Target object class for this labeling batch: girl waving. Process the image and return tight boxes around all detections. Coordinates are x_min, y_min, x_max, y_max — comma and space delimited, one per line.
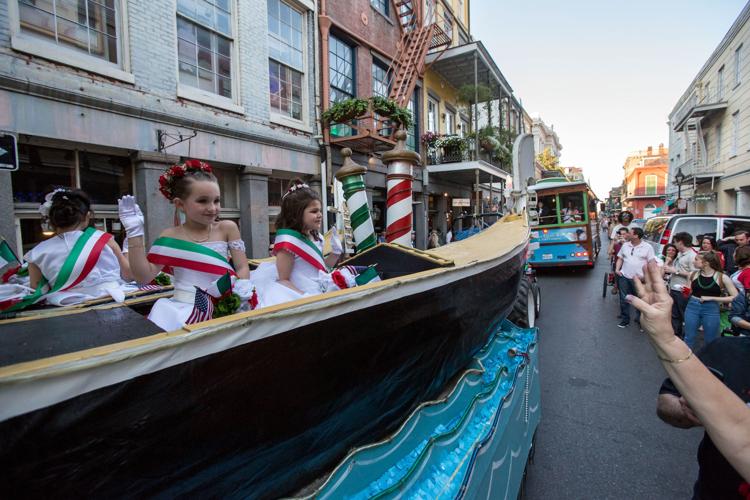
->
119, 160, 251, 331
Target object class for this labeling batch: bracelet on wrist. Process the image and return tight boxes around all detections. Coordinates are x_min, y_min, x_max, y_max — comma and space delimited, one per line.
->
657, 347, 693, 364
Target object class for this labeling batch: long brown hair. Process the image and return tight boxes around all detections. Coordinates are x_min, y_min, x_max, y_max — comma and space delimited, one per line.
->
697, 251, 723, 272
275, 178, 321, 239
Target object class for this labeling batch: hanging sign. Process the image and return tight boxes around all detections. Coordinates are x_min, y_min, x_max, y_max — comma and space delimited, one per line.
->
0, 133, 18, 171
452, 198, 471, 207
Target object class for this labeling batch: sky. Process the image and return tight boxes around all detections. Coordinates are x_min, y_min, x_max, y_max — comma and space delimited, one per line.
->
471, 0, 748, 199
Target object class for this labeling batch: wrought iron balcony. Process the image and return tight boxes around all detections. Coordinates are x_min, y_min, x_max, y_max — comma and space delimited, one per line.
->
673, 87, 728, 132
424, 137, 511, 175
625, 187, 667, 199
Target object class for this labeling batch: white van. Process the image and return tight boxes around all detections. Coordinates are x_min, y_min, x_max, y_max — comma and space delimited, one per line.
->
643, 214, 750, 256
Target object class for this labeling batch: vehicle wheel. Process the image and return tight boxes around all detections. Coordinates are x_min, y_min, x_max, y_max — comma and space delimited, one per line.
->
533, 282, 541, 318
509, 277, 535, 328
602, 272, 608, 298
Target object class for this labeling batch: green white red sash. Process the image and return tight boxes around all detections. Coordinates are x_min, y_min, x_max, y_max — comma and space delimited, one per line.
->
273, 229, 328, 273
2, 227, 112, 312
147, 237, 236, 277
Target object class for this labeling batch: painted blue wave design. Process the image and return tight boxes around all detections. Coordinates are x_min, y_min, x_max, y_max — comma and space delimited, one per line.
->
308, 320, 538, 499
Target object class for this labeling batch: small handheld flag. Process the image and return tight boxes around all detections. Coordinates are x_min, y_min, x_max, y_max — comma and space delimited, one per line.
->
186, 286, 214, 325
0, 239, 19, 270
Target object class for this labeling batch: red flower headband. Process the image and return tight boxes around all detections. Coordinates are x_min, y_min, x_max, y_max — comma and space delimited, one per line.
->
158, 159, 213, 200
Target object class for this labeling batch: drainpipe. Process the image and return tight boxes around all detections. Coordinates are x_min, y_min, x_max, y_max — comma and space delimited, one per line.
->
315, 0, 331, 231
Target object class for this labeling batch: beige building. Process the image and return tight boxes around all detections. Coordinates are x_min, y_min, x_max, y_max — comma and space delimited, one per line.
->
668, 2, 750, 214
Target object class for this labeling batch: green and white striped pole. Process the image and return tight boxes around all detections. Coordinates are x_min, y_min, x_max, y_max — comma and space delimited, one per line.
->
335, 148, 377, 252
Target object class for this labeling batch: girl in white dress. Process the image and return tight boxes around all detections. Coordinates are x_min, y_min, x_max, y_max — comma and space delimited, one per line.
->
253, 179, 344, 307
4, 189, 132, 310
119, 160, 252, 331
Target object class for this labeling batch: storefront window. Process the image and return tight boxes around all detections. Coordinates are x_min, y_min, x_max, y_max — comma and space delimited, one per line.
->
12, 145, 76, 203
268, 177, 286, 206
79, 152, 133, 204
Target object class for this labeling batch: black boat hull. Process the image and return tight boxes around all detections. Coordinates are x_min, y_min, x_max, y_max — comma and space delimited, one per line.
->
0, 243, 524, 498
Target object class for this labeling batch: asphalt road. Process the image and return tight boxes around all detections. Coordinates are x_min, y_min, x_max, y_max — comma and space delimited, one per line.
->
524, 233, 703, 499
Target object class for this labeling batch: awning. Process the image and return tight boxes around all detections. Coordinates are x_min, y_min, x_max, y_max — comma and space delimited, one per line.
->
425, 41, 513, 98
426, 160, 512, 189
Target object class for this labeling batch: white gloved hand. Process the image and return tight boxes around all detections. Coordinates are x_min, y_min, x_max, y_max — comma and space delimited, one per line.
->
118, 195, 145, 238
330, 225, 344, 256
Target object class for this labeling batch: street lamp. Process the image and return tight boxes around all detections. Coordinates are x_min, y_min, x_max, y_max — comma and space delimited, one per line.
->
675, 167, 685, 213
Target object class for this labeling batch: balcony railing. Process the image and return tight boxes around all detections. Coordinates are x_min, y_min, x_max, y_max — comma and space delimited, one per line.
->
424, 137, 512, 175
673, 86, 728, 131
628, 187, 667, 197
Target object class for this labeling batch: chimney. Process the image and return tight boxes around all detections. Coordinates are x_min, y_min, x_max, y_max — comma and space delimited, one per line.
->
659, 143, 665, 154
647, 146, 653, 155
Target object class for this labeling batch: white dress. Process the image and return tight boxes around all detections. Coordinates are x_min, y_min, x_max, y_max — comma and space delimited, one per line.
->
147, 240, 255, 331
252, 238, 328, 308
21, 230, 134, 306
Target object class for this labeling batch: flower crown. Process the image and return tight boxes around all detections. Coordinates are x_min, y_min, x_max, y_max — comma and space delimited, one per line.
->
283, 182, 310, 199
158, 159, 213, 200
38, 188, 71, 218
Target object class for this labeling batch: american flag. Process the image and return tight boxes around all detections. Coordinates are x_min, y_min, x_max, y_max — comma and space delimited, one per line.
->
138, 283, 162, 292
186, 286, 214, 325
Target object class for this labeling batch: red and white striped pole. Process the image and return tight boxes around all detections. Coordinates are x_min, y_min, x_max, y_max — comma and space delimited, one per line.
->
383, 130, 422, 246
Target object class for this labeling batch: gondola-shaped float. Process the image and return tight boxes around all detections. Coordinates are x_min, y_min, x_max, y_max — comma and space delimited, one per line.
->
0, 213, 529, 498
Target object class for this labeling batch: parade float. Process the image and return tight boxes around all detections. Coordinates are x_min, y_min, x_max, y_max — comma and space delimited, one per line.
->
0, 133, 540, 499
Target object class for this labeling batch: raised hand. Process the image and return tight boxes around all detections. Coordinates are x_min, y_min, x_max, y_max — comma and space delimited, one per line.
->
118, 195, 145, 238
330, 225, 344, 256
628, 260, 675, 344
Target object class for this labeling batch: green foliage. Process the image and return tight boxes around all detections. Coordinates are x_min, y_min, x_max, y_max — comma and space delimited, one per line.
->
322, 96, 412, 130
154, 273, 171, 286
322, 98, 368, 125
371, 96, 413, 129
213, 292, 242, 318
435, 135, 468, 152
457, 84, 493, 104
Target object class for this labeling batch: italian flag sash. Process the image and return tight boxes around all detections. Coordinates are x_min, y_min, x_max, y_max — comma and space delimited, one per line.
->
273, 229, 328, 273
147, 237, 236, 277
2, 227, 112, 312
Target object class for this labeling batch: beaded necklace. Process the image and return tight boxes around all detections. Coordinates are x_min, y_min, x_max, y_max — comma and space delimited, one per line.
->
695, 272, 718, 289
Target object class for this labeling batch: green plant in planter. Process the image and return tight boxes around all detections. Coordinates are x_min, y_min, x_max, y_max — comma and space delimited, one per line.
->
322, 98, 369, 124
322, 96, 413, 130
435, 135, 467, 154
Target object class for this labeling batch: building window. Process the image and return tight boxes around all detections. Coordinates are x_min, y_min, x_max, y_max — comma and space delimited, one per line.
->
329, 35, 355, 136
11, 144, 134, 253
732, 111, 739, 156
17, 0, 122, 64
372, 62, 389, 98
718, 66, 725, 100
735, 45, 742, 86
177, 0, 233, 98
445, 111, 455, 135
457, 0, 465, 23
644, 174, 657, 196
427, 97, 438, 133
715, 125, 722, 163
268, 0, 305, 121
406, 91, 419, 152
370, 0, 388, 16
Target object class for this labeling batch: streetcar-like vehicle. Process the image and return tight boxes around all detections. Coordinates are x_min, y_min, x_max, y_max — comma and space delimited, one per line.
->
527, 177, 601, 268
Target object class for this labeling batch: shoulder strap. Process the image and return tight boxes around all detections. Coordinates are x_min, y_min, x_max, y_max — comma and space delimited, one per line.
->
273, 229, 328, 273
148, 237, 236, 277
1, 228, 112, 312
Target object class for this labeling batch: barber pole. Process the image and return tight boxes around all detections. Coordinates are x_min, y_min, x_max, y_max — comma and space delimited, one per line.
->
383, 130, 422, 246
335, 148, 376, 253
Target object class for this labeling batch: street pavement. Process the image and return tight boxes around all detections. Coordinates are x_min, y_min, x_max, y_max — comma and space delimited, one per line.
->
525, 233, 703, 499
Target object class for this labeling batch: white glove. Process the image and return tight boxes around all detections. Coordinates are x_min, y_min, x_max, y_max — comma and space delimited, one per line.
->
118, 195, 145, 238
330, 225, 344, 256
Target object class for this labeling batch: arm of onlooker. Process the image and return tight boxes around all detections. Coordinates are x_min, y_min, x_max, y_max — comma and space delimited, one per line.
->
657, 393, 701, 429
701, 275, 738, 303
629, 261, 750, 481
615, 256, 623, 275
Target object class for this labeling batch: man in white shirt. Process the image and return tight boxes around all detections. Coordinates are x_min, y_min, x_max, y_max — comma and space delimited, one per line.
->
615, 226, 657, 329
608, 211, 635, 257
663, 231, 696, 338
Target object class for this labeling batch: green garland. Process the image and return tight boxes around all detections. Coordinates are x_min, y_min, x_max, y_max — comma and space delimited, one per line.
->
322, 97, 412, 130
154, 272, 171, 286
213, 293, 241, 318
